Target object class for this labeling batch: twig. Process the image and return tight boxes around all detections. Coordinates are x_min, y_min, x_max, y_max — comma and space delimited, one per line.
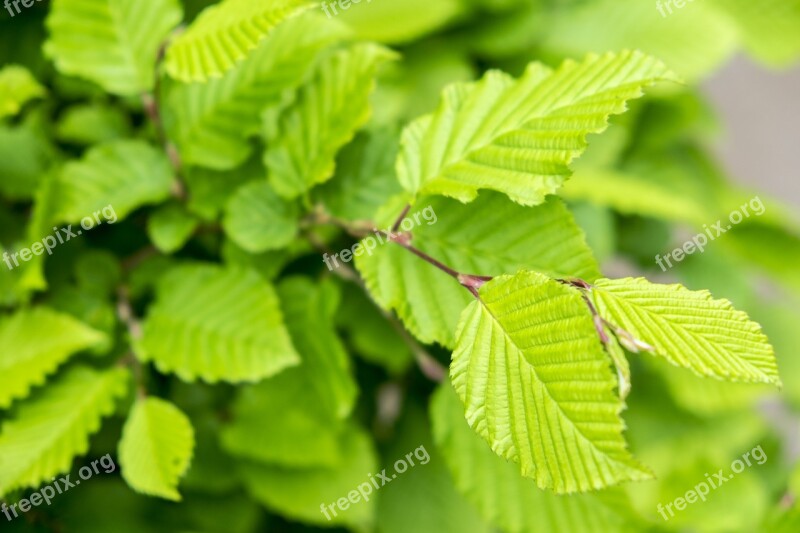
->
116, 286, 147, 399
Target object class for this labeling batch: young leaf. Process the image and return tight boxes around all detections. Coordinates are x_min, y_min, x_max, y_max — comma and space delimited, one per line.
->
164, 0, 311, 82
138, 264, 299, 383
0, 366, 129, 496
397, 50, 677, 206
591, 277, 781, 385
164, 12, 347, 170
238, 424, 378, 530
222, 181, 299, 253
119, 398, 195, 501
54, 140, 175, 224
55, 103, 132, 146
356, 194, 600, 347
0, 308, 107, 409
450, 271, 651, 493
264, 43, 396, 198
0, 65, 45, 119
45, 0, 183, 96
147, 203, 199, 254
431, 384, 645, 532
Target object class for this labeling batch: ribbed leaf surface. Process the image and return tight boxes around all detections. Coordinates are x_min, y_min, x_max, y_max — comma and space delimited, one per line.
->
0, 65, 45, 119
592, 278, 781, 385
139, 264, 299, 383
264, 43, 396, 198
55, 140, 175, 223
356, 194, 599, 347
397, 50, 677, 205
164, 0, 311, 82
0, 308, 107, 409
450, 271, 651, 493
164, 12, 347, 169
223, 181, 299, 253
119, 398, 195, 501
45, 0, 182, 95
0, 366, 129, 496
431, 384, 643, 532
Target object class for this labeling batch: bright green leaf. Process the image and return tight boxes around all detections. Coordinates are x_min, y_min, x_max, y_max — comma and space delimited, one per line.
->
55, 140, 175, 224
0, 65, 45, 119
164, 12, 348, 169
591, 277, 781, 385
45, 0, 183, 95
0, 366, 129, 496
222, 181, 299, 253
119, 397, 195, 501
450, 271, 651, 492
147, 203, 199, 254
397, 50, 677, 205
0, 307, 107, 409
139, 264, 299, 383
431, 384, 645, 532
164, 0, 311, 82
264, 43, 396, 198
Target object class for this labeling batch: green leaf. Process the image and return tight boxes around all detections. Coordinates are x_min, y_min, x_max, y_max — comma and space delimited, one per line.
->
313, 128, 403, 222
0, 65, 45, 119
147, 202, 199, 254
450, 271, 651, 493
356, 194, 600, 347
0, 366, 129, 496
139, 264, 299, 383
264, 43, 396, 198
591, 277, 781, 385
397, 50, 677, 206
239, 424, 378, 530
431, 384, 644, 532
335, 0, 463, 44
221, 368, 346, 468
378, 400, 490, 533
709, 0, 800, 67
540, 0, 738, 82
55, 140, 175, 224
119, 397, 195, 501
183, 156, 263, 221
0, 307, 107, 409
45, 0, 183, 96
164, 12, 347, 170
278, 277, 357, 419
164, 0, 311, 82
0, 119, 56, 200
222, 181, 299, 253
55, 103, 132, 145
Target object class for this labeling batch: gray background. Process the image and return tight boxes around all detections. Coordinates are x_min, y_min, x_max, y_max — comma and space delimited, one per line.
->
703, 56, 800, 208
